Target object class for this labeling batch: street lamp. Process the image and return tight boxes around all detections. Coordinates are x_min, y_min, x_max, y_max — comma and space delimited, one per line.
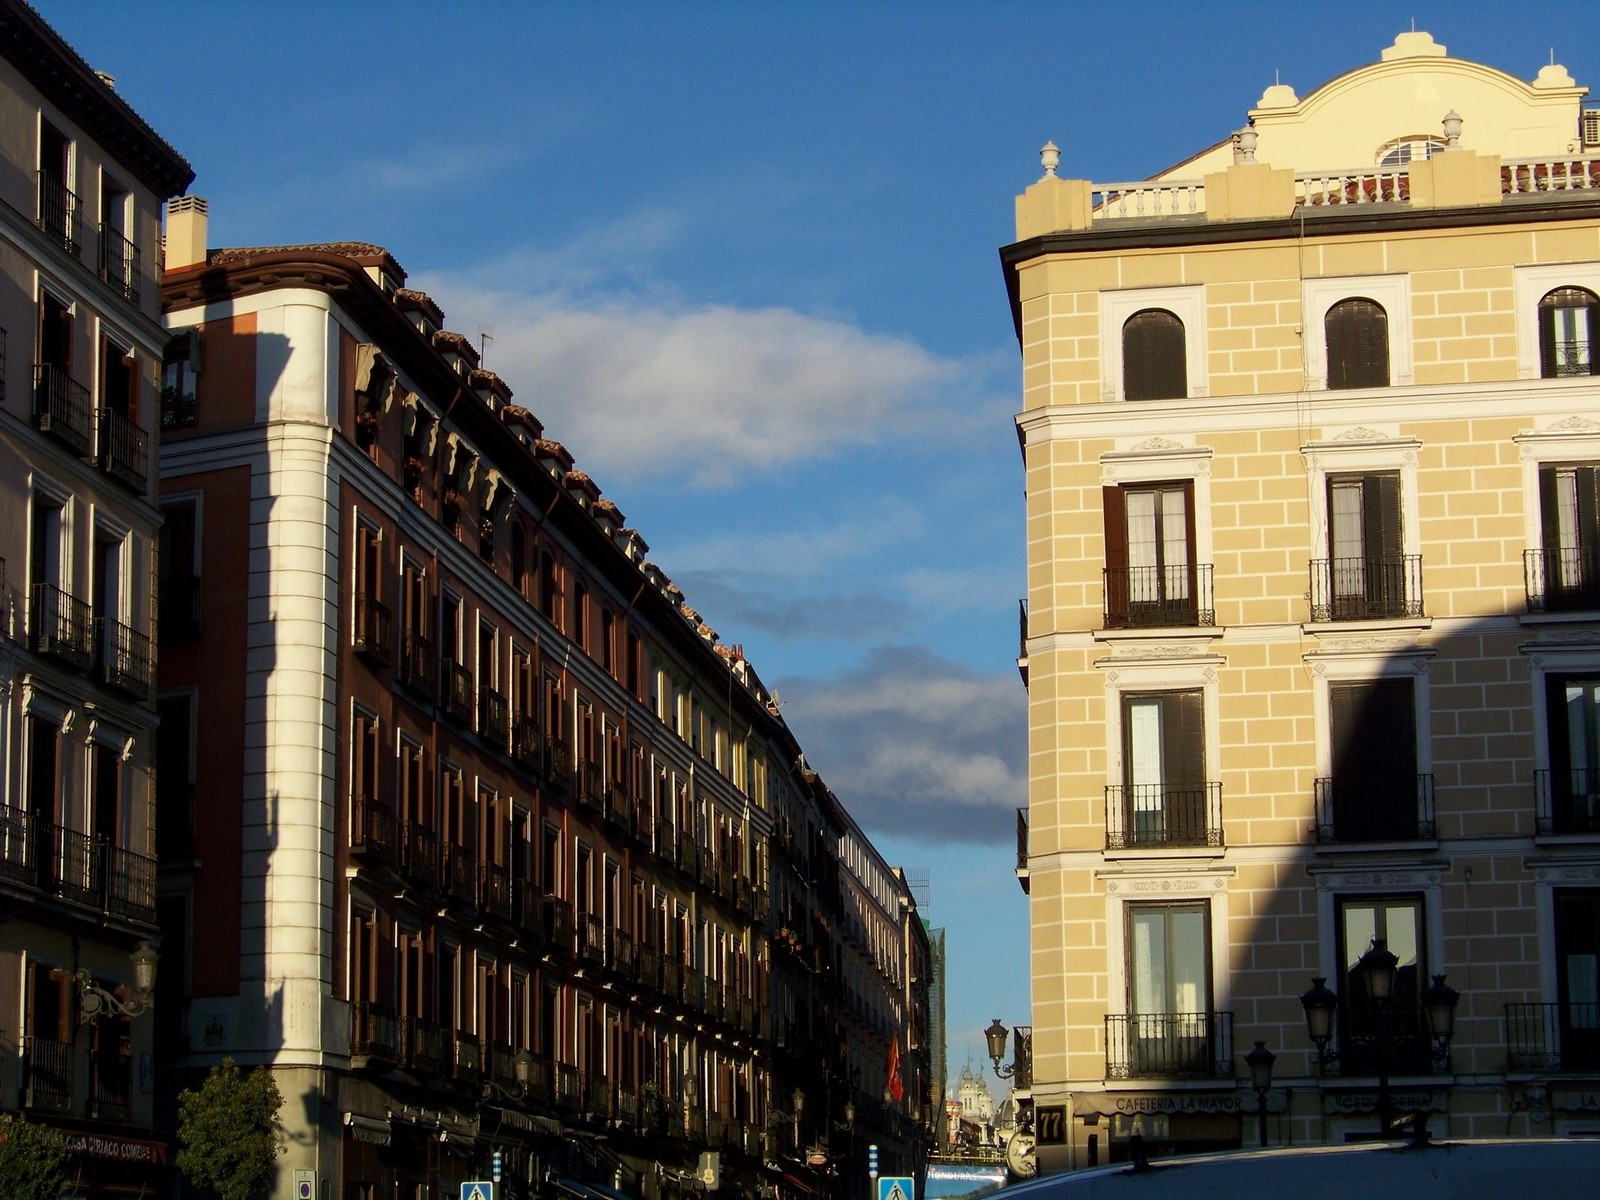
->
1300, 940, 1460, 1140
792, 1086, 805, 1148
985, 1018, 1016, 1080
482, 1048, 535, 1102
77, 942, 158, 1023
1244, 1041, 1275, 1147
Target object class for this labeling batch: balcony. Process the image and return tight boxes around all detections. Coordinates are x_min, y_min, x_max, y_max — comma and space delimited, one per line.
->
159, 572, 201, 642
607, 785, 632, 832
443, 843, 477, 906
1505, 1001, 1600, 1072
99, 224, 139, 303
1536, 769, 1600, 836
588, 1075, 612, 1121
96, 616, 152, 698
349, 794, 395, 863
451, 1031, 482, 1083
512, 714, 542, 776
478, 686, 508, 748
398, 632, 437, 696
662, 957, 683, 1002
36, 171, 79, 255
609, 928, 636, 979
1016, 807, 1030, 894
1314, 774, 1435, 843
92, 1056, 131, 1122
556, 1064, 581, 1111
637, 942, 661, 991
546, 737, 572, 794
1309, 555, 1424, 622
542, 893, 574, 950
525, 1053, 554, 1105
1105, 1011, 1234, 1080
399, 820, 438, 887
1329, 1005, 1435, 1076
515, 877, 541, 934
1524, 547, 1600, 614
352, 594, 392, 666
30, 583, 93, 669
1103, 564, 1215, 629
1105, 783, 1223, 850
575, 762, 603, 814
402, 1015, 449, 1076
479, 861, 513, 921
23, 1035, 71, 1110
577, 912, 605, 965
0, 805, 155, 923
95, 407, 149, 491
33, 363, 91, 455
439, 659, 473, 724
351, 1000, 399, 1064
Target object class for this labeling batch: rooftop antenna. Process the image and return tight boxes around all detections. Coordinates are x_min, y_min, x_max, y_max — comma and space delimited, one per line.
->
478, 325, 493, 367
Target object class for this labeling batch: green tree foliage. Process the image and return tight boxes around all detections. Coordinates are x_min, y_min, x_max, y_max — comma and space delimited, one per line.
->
0, 1112, 71, 1200
176, 1057, 285, 1200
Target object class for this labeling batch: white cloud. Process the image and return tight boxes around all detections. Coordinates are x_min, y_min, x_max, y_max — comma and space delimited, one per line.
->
777, 646, 1027, 844
404, 282, 976, 489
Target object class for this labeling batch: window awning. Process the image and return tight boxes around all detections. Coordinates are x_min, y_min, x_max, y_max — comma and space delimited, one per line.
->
343, 1112, 391, 1146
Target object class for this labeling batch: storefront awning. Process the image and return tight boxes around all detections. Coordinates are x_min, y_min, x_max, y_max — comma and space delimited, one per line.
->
344, 1112, 392, 1146
557, 1178, 636, 1200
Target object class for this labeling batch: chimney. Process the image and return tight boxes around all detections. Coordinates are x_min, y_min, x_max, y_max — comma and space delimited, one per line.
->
164, 196, 209, 271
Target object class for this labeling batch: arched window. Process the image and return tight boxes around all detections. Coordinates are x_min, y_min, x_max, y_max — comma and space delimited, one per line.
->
1539, 287, 1600, 377
1325, 298, 1389, 390
1122, 309, 1187, 401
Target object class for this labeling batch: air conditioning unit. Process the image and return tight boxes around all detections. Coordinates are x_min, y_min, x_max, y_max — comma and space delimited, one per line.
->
1583, 109, 1600, 149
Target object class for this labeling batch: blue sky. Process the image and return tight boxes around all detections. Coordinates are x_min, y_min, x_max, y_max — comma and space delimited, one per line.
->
51, 1, 1600, 1090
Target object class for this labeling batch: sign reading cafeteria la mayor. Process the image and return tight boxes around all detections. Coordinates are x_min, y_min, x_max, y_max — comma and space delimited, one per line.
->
1072, 1092, 1245, 1116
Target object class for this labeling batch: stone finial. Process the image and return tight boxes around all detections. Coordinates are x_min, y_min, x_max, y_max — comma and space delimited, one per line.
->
1040, 141, 1060, 179
1441, 110, 1463, 150
1237, 128, 1258, 164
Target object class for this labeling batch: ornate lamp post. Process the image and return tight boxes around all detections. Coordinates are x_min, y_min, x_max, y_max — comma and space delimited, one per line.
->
77, 941, 158, 1023
985, 1018, 1017, 1079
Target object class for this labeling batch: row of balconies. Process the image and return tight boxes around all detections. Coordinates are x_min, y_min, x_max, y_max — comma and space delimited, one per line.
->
0, 803, 157, 924
1103, 552, 1600, 632
36, 172, 141, 303
32, 363, 149, 491
1083, 771, 1599, 853
1100, 1002, 1600, 1082
26, 582, 153, 698
347, 1004, 772, 1149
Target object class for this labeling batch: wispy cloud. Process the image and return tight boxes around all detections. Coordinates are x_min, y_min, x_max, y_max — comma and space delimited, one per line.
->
776, 646, 1026, 845
406, 283, 977, 488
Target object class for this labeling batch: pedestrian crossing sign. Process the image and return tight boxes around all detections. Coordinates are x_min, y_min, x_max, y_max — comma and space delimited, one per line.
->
461, 1183, 493, 1200
878, 1177, 914, 1200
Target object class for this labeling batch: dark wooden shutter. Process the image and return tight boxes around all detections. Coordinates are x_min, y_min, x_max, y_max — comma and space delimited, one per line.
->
1104, 485, 1128, 624
1163, 691, 1205, 787
1326, 298, 1389, 389
1363, 472, 1403, 562
1123, 309, 1187, 401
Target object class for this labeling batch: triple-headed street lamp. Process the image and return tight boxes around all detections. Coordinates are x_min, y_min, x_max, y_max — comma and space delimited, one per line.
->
1300, 938, 1460, 1139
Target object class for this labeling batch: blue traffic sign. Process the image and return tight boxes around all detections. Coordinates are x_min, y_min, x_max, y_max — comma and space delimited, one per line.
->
461, 1183, 493, 1200
878, 1177, 914, 1200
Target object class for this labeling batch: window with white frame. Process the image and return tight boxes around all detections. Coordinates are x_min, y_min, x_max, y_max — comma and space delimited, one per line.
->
1515, 262, 1600, 379
1098, 286, 1208, 402
1302, 275, 1412, 390
1303, 430, 1423, 623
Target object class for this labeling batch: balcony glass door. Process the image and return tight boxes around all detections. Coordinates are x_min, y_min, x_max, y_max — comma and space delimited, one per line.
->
1128, 903, 1209, 1074
1556, 890, 1600, 1071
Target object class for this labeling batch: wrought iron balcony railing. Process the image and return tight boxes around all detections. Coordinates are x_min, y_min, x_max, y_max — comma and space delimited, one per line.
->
479, 861, 513, 920
1314, 774, 1435, 843
439, 659, 473, 723
0, 805, 155, 923
32, 363, 91, 455
352, 594, 392, 665
1103, 563, 1215, 629
96, 615, 152, 698
30, 582, 93, 668
37, 171, 79, 255
478, 686, 508, 747
1524, 547, 1600, 614
400, 820, 438, 887
398, 631, 437, 695
1505, 1001, 1600, 1072
99, 223, 139, 302
512, 714, 542, 774
96, 407, 148, 491
1105, 1011, 1234, 1080
1535, 769, 1600, 836
23, 1035, 72, 1110
349, 794, 395, 863
1309, 555, 1424, 621
351, 1001, 399, 1062
1105, 782, 1223, 850
443, 842, 477, 905
402, 1015, 449, 1076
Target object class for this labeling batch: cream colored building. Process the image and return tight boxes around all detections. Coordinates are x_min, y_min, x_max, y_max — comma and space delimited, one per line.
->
1005, 31, 1600, 1172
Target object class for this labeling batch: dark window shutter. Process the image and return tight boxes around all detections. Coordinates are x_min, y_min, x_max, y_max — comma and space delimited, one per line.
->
1332, 679, 1416, 788
1163, 691, 1205, 786
1123, 309, 1187, 401
1363, 472, 1403, 562
1540, 298, 1560, 378
1326, 298, 1389, 390
1104, 486, 1128, 622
